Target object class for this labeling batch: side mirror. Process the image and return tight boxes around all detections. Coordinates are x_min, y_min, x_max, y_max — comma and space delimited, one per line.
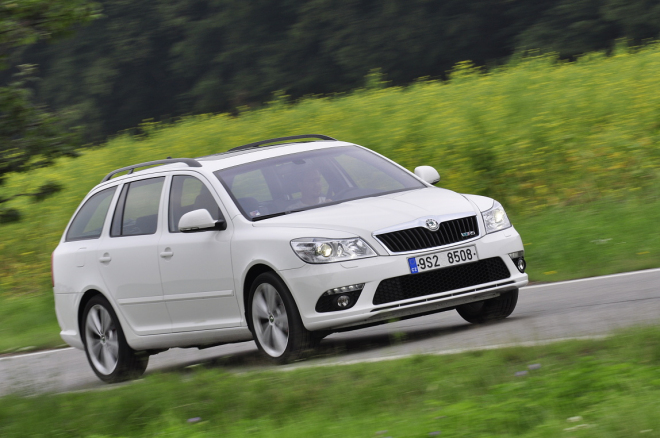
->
414, 166, 440, 185
179, 209, 227, 233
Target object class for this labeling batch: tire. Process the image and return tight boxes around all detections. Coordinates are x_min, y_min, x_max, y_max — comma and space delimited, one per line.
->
82, 295, 149, 383
311, 330, 332, 345
248, 272, 315, 364
456, 289, 519, 324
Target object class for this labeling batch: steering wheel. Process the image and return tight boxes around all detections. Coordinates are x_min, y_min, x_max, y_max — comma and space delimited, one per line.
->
329, 186, 358, 201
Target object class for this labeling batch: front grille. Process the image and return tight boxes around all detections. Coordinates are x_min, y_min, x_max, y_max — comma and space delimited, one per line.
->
373, 257, 510, 305
376, 216, 479, 253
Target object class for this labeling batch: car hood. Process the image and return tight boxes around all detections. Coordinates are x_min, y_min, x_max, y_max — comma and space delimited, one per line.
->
253, 187, 478, 237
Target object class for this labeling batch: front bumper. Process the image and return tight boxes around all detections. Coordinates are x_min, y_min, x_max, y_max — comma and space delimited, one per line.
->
280, 226, 528, 331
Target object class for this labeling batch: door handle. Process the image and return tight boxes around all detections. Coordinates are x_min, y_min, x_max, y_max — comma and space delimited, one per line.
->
99, 254, 112, 263
160, 249, 173, 258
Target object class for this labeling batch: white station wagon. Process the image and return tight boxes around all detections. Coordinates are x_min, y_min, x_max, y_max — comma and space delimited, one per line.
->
52, 135, 528, 382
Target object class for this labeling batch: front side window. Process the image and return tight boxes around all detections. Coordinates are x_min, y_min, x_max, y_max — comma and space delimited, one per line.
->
111, 177, 165, 237
66, 187, 117, 241
215, 146, 424, 220
168, 175, 223, 232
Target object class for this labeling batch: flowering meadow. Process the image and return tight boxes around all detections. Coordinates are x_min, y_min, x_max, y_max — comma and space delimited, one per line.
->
2, 45, 660, 297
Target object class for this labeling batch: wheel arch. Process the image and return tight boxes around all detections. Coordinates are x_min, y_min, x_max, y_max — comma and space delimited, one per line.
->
76, 288, 149, 382
77, 289, 107, 341
242, 264, 278, 327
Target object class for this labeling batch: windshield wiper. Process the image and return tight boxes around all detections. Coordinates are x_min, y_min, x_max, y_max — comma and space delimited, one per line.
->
251, 209, 307, 222
251, 212, 287, 221
252, 208, 311, 222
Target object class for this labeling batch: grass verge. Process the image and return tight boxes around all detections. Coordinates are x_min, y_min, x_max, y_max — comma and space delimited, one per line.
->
515, 196, 660, 282
1, 196, 658, 353
1, 325, 660, 437
4, 44, 660, 298
1, 45, 659, 351
0, 288, 63, 354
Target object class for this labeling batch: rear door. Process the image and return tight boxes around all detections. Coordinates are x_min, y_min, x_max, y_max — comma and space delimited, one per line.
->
157, 173, 241, 331
54, 185, 118, 294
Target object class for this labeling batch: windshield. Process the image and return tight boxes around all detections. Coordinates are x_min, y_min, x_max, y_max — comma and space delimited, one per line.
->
214, 146, 425, 220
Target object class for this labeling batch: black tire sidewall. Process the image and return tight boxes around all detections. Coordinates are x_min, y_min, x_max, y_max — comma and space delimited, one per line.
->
456, 289, 519, 324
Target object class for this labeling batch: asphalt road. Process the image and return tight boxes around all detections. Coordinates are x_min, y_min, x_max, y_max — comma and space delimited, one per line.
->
1, 268, 659, 396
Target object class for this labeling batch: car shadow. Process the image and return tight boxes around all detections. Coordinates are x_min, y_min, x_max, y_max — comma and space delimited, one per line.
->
313, 315, 528, 359
150, 315, 529, 376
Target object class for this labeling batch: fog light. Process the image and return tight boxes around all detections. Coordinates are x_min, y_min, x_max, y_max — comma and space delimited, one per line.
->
316, 284, 365, 313
508, 251, 526, 273
337, 295, 351, 307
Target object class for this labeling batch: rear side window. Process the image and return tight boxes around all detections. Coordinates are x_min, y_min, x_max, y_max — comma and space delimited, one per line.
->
169, 175, 223, 233
66, 187, 117, 242
111, 177, 165, 237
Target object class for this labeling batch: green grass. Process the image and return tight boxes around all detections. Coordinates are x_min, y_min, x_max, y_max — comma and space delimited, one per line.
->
0, 289, 62, 354
1, 325, 660, 437
1, 44, 660, 351
515, 197, 660, 282
4, 45, 660, 295
1, 197, 658, 353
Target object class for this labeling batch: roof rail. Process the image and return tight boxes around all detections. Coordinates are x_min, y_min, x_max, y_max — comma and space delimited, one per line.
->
228, 134, 336, 152
101, 158, 202, 183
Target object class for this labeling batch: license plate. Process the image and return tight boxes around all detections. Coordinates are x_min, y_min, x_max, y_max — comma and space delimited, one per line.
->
408, 246, 478, 274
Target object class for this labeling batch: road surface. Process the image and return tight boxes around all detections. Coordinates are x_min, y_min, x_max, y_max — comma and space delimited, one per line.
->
1, 268, 658, 396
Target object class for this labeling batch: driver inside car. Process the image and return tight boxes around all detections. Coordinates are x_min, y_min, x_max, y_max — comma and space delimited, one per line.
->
287, 168, 332, 210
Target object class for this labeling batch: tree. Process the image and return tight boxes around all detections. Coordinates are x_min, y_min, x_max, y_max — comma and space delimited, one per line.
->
20, 0, 525, 141
12, 0, 660, 145
0, 0, 99, 223
514, 0, 660, 58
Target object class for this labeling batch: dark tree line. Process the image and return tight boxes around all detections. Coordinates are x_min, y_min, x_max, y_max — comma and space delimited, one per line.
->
12, 0, 660, 141
0, 0, 99, 223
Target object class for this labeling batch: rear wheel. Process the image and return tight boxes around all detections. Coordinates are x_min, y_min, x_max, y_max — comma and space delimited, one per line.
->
248, 272, 315, 363
82, 295, 148, 383
456, 289, 519, 324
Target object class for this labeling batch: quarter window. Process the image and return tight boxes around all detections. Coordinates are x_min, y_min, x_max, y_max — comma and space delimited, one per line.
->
111, 177, 165, 237
169, 176, 223, 233
66, 187, 117, 241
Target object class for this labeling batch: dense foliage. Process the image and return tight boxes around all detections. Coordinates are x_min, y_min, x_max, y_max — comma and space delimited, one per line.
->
0, 0, 98, 64
16, 0, 660, 141
0, 0, 99, 222
1, 45, 659, 298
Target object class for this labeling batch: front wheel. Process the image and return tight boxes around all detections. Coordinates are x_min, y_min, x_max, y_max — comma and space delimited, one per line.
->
248, 272, 315, 364
82, 295, 148, 383
456, 289, 519, 324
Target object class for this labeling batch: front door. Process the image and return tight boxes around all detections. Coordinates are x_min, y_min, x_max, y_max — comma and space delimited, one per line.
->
97, 176, 172, 335
157, 174, 241, 331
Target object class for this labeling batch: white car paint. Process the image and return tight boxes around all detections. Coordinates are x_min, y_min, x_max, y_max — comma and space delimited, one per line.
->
53, 139, 527, 355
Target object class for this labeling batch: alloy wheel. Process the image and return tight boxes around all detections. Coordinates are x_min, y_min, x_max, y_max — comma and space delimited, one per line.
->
251, 283, 290, 357
85, 304, 119, 375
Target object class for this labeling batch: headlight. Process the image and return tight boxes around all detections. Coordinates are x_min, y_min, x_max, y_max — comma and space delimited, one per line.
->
481, 200, 512, 234
291, 237, 377, 263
